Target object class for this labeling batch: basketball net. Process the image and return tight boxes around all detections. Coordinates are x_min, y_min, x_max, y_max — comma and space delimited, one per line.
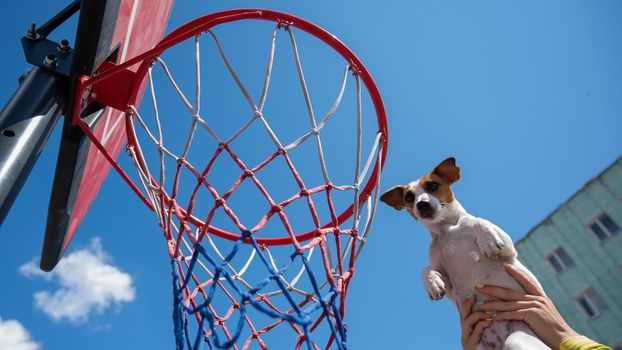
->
72, 10, 387, 350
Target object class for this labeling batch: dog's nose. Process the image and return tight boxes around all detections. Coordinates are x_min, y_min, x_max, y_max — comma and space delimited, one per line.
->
416, 201, 431, 212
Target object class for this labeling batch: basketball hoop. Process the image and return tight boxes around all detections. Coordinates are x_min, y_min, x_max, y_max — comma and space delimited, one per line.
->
71, 9, 387, 349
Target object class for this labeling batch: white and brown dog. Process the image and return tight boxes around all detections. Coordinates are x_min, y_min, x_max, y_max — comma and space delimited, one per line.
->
380, 157, 548, 350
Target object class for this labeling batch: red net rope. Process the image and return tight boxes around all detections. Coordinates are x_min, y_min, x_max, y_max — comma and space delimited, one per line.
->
79, 10, 387, 350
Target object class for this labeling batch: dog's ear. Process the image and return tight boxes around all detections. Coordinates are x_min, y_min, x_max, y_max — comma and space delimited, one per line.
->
432, 157, 461, 184
380, 185, 407, 211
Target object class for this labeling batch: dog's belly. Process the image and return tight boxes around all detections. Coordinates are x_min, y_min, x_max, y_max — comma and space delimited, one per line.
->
477, 320, 549, 350
438, 235, 522, 302
437, 234, 548, 349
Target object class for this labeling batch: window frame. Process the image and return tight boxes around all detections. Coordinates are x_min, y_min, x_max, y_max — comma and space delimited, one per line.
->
545, 247, 575, 274
587, 213, 620, 243
575, 287, 608, 320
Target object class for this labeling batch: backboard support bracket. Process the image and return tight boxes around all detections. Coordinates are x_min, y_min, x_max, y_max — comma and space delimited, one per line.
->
84, 60, 137, 113
22, 37, 75, 77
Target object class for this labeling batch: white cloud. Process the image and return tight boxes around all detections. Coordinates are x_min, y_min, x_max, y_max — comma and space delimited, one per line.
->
20, 238, 135, 323
0, 318, 40, 350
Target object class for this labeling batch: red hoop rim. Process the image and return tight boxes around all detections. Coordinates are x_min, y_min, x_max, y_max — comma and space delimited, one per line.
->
78, 9, 388, 245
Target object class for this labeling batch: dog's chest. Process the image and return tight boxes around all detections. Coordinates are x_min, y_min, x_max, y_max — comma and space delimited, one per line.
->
432, 228, 503, 299
436, 232, 487, 276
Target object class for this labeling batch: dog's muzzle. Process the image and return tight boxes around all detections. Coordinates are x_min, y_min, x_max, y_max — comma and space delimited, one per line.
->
416, 201, 434, 218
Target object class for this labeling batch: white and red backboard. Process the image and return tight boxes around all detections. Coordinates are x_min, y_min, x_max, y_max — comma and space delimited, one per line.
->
41, 0, 173, 271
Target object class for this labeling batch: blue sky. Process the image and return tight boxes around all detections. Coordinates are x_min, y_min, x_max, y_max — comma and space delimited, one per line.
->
1, 1, 621, 349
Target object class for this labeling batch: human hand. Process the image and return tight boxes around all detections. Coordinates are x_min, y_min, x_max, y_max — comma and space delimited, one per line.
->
460, 294, 493, 350
476, 264, 579, 349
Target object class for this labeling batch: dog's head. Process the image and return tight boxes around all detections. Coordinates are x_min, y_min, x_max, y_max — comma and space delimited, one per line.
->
380, 157, 461, 224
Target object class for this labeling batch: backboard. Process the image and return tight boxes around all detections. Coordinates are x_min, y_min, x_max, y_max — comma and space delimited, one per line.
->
40, 0, 173, 271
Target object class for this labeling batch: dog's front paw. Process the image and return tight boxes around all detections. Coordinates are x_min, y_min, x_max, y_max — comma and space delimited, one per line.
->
423, 269, 446, 300
475, 223, 506, 260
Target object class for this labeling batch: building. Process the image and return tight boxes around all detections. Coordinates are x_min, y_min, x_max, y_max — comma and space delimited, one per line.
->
516, 156, 622, 349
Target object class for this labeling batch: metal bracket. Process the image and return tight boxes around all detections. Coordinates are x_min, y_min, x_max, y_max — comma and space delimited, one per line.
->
22, 37, 74, 76
85, 60, 138, 113
20, 0, 80, 77
35, 0, 80, 39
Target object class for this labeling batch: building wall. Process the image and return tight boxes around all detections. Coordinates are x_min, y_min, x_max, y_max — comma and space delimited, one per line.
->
516, 157, 622, 347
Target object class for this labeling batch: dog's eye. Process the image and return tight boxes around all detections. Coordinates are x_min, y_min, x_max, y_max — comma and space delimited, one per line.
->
426, 181, 439, 192
405, 191, 415, 203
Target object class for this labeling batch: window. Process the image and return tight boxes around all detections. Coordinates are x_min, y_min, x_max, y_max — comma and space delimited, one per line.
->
589, 213, 620, 242
575, 288, 608, 319
546, 247, 575, 274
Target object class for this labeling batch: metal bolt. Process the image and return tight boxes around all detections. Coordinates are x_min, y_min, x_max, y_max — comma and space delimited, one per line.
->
57, 39, 70, 53
25, 23, 36, 39
43, 54, 57, 69
18, 71, 29, 84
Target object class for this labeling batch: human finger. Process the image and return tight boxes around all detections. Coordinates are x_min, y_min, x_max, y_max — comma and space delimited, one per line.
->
470, 319, 493, 343
504, 264, 542, 296
478, 300, 539, 312
464, 311, 491, 331
493, 309, 531, 322
475, 284, 527, 301
461, 296, 477, 321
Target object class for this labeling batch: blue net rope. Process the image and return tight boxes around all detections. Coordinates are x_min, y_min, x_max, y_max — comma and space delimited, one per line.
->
172, 230, 347, 350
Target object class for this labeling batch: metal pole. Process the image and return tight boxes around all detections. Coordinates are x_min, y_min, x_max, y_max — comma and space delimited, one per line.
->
0, 67, 65, 226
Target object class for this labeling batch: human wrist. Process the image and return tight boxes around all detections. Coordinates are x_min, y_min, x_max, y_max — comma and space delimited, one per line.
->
558, 335, 602, 350
554, 328, 580, 349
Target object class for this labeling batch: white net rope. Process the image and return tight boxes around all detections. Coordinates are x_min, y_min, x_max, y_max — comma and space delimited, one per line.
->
125, 23, 384, 349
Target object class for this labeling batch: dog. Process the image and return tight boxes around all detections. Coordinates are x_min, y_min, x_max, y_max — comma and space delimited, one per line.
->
380, 157, 548, 350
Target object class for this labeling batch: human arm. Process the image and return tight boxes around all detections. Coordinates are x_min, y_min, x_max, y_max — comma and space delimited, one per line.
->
476, 264, 611, 350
